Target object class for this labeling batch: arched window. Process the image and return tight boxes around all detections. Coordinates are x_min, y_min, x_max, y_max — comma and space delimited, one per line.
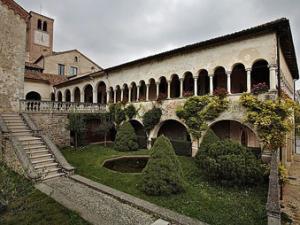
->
84, 85, 93, 103
109, 87, 114, 103
131, 82, 137, 102
50, 93, 55, 101
183, 72, 194, 97
26, 91, 41, 101
158, 76, 167, 100
74, 87, 81, 102
74, 56, 78, 62
198, 70, 209, 95
65, 89, 71, 102
123, 84, 129, 103
43, 21, 47, 32
97, 82, 107, 104
148, 79, 156, 100
213, 67, 227, 91
139, 81, 146, 101
57, 91, 62, 102
116, 86, 121, 102
251, 60, 270, 89
170, 74, 180, 98
37, 19, 42, 30
231, 64, 247, 94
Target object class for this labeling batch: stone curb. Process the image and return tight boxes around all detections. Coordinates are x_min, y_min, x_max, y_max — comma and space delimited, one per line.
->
70, 175, 208, 225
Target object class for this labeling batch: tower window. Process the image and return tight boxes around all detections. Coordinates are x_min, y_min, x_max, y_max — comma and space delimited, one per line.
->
58, 64, 65, 75
43, 21, 47, 32
37, 19, 42, 30
74, 56, 78, 62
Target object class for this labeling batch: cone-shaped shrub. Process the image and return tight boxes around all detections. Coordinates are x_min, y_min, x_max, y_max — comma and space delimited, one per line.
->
114, 121, 138, 151
140, 135, 185, 196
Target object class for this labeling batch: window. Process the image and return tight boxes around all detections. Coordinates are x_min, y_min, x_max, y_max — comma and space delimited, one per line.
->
58, 64, 65, 75
43, 21, 47, 32
37, 19, 42, 30
74, 56, 78, 62
69, 66, 78, 76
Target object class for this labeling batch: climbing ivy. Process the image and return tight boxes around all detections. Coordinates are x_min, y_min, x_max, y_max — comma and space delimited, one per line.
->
239, 93, 295, 151
176, 95, 229, 138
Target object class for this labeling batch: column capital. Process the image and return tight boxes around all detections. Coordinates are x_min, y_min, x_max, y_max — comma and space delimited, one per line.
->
146, 83, 150, 87
193, 76, 199, 79
156, 82, 160, 85
208, 74, 214, 77
268, 64, 277, 70
226, 71, 231, 76
245, 68, 252, 72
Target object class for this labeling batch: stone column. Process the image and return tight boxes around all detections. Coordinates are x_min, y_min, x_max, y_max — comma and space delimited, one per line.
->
137, 85, 140, 101
121, 88, 124, 102
80, 91, 84, 103
128, 86, 132, 103
246, 68, 251, 93
194, 76, 198, 96
226, 71, 231, 94
167, 80, 171, 99
62, 93, 66, 102
269, 64, 278, 91
180, 78, 184, 98
209, 74, 214, 95
70, 91, 74, 102
93, 89, 97, 104
146, 84, 150, 101
106, 90, 110, 104
156, 82, 160, 99
114, 89, 117, 103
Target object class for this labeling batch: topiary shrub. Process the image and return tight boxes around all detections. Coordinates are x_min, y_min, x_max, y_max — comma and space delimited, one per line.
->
114, 121, 138, 151
140, 136, 185, 196
109, 103, 126, 127
125, 104, 137, 119
142, 107, 162, 132
196, 129, 265, 186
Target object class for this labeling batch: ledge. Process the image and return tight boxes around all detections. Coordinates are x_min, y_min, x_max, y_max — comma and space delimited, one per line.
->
70, 174, 208, 225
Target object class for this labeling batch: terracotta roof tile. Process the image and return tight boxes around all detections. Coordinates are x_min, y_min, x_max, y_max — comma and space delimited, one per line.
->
24, 71, 68, 85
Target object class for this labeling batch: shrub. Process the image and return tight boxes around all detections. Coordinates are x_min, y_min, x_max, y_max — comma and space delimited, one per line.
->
125, 104, 137, 119
140, 136, 185, 195
213, 87, 228, 99
109, 103, 126, 126
114, 121, 138, 151
67, 113, 85, 149
251, 82, 269, 95
196, 130, 265, 186
142, 107, 162, 132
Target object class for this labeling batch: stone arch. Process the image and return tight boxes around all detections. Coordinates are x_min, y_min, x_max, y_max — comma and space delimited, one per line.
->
26, 91, 41, 101
131, 82, 137, 102
170, 74, 180, 98
65, 89, 71, 102
73, 87, 81, 102
198, 69, 209, 95
129, 119, 148, 148
251, 59, 270, 89
148, 78, 156, 100
213, 66, 227, 91
116, 85, 121, 102
139, 80, 146, 101
183, 71, 194, 96
231, 63, 247, 94
50, 92, 55, 101
84, 84, 93, 103
159, 76, 168, 99
97, 81, 107, 104
109, 87, 114, 103
57, 91, 62, 102
123, 84, 129, 103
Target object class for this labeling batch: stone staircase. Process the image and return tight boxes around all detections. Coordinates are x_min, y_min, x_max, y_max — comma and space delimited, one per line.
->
1, 113, 65, 180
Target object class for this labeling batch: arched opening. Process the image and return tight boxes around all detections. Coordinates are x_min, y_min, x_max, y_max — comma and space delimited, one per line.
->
198, 69, 209, 95
84, 84, 93, 103
57, 91, 62, 102
65, 89, 71, 102
170, 74, 180, 98
109, 87, 114, 103
74, 87, 80, 102
43, 21, 47, 32
51, 93, 55, 101
159, 76, 167, 100
131, 82, 137, 102
183, 72, 194, 97
148, 78, 156, 100
116, 86, 121, 102
26, 91, 41, 101
123, 84, 129, 103
97, 82, 107, 104
213, 67, 227, 91
37, 19, 42, 30
129, 120, 147, 148
231, 64, 247, 94
157, 120, 192, 156
139, 80, 146, 101
210, 120, 261, 157
251, 60, 270, 90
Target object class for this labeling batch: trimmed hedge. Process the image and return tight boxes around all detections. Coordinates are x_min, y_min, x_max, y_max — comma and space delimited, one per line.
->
114, 121, 138, 151
151, 138, 192, 156
140, 136, 185, 196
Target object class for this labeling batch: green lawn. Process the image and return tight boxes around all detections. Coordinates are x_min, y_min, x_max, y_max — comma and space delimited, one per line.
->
0, 163, 89, 225
62, 145, 268, 225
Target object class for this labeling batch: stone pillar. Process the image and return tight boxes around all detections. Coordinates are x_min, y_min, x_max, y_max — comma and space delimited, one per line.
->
137, 85, 140, 101
93, 89, 97, 104
80, 91, 84, 103
146, 84, 150, 101
246, 68, 251, 93
121, 88, 124, 102
128, 86, 132, 103
194, 76, 198, 96
226, 71, 231, 94
70, 91, 74, 102
209, 74, 214, 95
167, 80, 171, 99
106, 90, 110, 104
114, 89, 117, 103
269, 64, 278, 91
180, 78, 184, 98
156, 82, 160, 99
62, 93, 66, 102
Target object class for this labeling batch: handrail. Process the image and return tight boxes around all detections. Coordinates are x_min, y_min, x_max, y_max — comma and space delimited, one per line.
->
21, 113, 40, 132
0, 115, 9, 133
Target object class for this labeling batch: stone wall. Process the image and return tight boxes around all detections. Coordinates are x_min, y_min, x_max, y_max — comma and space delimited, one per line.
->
0, 2, 27, 112
29, 113, 70, 147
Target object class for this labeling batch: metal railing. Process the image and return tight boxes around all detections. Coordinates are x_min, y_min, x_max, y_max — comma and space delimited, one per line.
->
19, 100, 107, 113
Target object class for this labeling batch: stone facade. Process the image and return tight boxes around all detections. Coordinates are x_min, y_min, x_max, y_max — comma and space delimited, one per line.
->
0, 1, 27, 112
29, 113, 70, 147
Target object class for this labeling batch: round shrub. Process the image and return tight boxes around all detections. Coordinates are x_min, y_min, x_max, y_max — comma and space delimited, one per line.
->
114, 121, 138, 151
140, 136, 185, 196
196, 129, 265, 186
142, 107, 162, 132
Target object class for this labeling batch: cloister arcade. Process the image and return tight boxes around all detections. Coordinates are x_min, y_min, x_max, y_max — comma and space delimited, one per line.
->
54, 59, 277, 105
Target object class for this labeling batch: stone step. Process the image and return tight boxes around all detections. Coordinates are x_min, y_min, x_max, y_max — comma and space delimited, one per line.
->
26, 150, 49, 157
41, 172, 65, 181
18, 136, 41, 141
29, 154, 53, 160
22, 140, 44, 147
31, 158, 54, 165
11, 129, 31, 133
4, 119, 24, 123
7, 125, 28, 129
38, 167, 60, 174
1, 113, 20, 116
24, 145, 47, 150
34, 162, 58, 169
13, 132, 32, 136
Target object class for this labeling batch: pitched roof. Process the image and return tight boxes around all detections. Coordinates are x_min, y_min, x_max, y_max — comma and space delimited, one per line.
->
0, 0, 30, 21
25, 71, 68, 85
25, 62, 43, 70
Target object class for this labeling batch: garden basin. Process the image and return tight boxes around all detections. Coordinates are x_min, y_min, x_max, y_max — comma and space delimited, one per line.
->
102, 156, 149, 173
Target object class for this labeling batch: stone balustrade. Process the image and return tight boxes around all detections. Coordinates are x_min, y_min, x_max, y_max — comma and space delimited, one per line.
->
19, 100, 106, 113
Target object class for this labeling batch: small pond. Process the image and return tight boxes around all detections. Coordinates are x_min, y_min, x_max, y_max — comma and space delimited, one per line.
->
103, 156, 149, 173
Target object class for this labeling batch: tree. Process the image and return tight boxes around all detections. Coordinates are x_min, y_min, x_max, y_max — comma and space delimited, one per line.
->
96, 117, 114, 147
114, 121, 138, 151
140, 136, 185, 195
67, 113, 85, 149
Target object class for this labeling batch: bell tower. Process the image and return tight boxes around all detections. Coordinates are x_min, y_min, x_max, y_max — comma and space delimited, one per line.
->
26, 11, 54, 62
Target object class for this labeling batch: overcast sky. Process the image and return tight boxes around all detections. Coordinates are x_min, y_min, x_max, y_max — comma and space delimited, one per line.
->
17, 0, 300, 87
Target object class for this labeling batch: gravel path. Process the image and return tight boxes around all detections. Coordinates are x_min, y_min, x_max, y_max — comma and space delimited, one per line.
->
36, 177, 156, 225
